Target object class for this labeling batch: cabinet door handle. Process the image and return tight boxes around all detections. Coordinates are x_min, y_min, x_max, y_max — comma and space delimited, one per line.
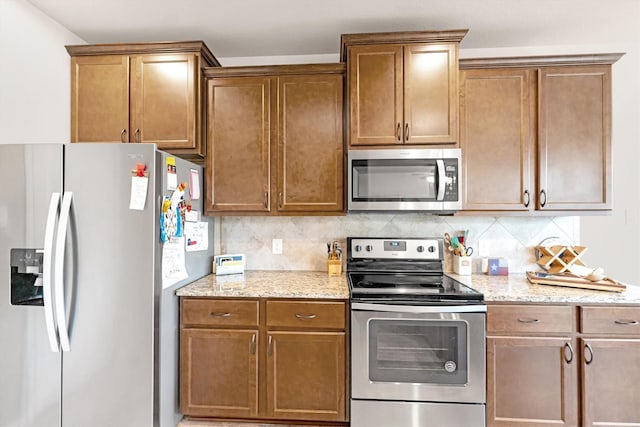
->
540, 189, 547, 207
295, 313, 317, 320
134, 128, 140, 143
120, 129, 127, 143
517, 317, 540, 323
523, 190, 530, 208
250, 333, 256, 355
264, 191, 268, 209
614, 319, 639, 325
584, 343, 594, 365
405, 123, 410, 142
564, 342, 574, 364
278, 192, 283, 209
209, 312, 231, 317
396, 123, 402, 143
268, 335, 273, 356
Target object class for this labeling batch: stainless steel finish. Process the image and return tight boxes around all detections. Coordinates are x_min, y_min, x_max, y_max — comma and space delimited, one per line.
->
0, 144, 63, 427
250, 333, 256, 354
351, 400, 486, 427
44, 193, 61, 352
295, 313, 317, 319
517, 317, 540, 323
347, 148, 461, 212
120, 129, 127, 143
352, 302, 487, 313
524, 189, 530, 207
585, 342, 594, 364
349, 238, 441, 260
614, 319, 639, 325
436, 159, 445, 200
564, 342, 574, 363
54, 192, 72, 352
351, 308, 486, 403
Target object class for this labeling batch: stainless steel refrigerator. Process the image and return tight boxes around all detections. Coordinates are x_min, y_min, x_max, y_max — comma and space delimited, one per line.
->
0, 143, 214, 427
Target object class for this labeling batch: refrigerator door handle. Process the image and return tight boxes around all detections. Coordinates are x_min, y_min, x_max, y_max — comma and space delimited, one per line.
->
43, 193, 61, 352
54, 191, 73, 352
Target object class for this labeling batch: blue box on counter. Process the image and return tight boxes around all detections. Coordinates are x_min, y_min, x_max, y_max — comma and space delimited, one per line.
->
487, 258, 509, 275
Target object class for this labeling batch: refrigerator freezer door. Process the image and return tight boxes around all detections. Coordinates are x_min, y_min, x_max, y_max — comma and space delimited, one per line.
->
0, 144, 63, 427
62, 144, 156, 427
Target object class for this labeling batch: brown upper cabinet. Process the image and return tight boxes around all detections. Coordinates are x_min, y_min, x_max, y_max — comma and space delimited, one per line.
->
204, 64, 345, 216
66, 41, 219, 162
459, 54, 623, 213
341, 30, 466, 147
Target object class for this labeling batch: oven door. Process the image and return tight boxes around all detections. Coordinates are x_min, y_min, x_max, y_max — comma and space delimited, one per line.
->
351, 302, 486, 404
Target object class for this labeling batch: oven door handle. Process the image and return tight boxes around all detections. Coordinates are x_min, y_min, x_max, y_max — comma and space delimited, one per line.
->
351, 302, 487, 313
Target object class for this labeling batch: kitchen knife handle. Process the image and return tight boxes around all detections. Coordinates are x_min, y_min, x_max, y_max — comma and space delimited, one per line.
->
264, 191, 268, 209
396, 123, 401, 143
54, 192, 73, 352
405, 123, 410, 142
564, 342, 574, 364
523, 190, 530, 208
584, 343, 594, 365
295, 313, 317, 320
250, 333, 256, 355
134, 128, 140, 143
268, 335, 273, 356
43, 193, 61, 353
540, 189, 547, 207
120, 129, 127, 143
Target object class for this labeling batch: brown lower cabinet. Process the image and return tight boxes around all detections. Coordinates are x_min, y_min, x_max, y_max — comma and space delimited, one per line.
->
487, 304, 640, 427
180, 297, 348, 424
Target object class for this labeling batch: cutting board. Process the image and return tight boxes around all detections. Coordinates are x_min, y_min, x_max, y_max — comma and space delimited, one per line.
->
526, 271, 626, 293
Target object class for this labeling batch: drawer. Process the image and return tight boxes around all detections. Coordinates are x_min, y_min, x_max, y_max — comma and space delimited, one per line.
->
182, 298, 259, 327
266, 300, 346, 330
580, 306, 640, 335
487, 304, 574, 334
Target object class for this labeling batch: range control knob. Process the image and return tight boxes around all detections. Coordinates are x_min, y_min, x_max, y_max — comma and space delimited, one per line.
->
354, 245, 362, 252
428, 245, 436, 253
416, 245, 425, 253
365, 245, 373, 252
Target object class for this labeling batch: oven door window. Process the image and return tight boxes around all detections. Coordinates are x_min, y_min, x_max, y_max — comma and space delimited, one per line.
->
352, 159, 438, 201
368, 319, 468, 385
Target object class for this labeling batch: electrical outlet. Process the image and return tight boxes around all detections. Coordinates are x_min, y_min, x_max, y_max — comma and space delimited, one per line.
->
272, 238, 283, 255
478, 239, 490, 257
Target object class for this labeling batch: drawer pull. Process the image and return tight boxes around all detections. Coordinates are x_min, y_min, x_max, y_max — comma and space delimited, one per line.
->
250, 333, 256, 355
517, 318, 540, 324
295, 313, 317, 320
564, 342, 574, 364
614, 319, 639, 325
584, 343, 594, 365
396, 123, 402, 143
268, 335, 273, 356
210, 312, 231, 317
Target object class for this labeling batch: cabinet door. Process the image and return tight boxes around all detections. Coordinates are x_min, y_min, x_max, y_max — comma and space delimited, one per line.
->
538, 65, 611, 210
70, 55, 129, 143
130, 54, 197, 151
581, 338, 640, 426
487, 336, 578, 426
404, 43, 458, 144
206, 77, 272, 213
277, 74, 344, 212
347, 44, 403, 146
266, 331, 346, 422
460, 68, 534, 210
180, 328, 258, 418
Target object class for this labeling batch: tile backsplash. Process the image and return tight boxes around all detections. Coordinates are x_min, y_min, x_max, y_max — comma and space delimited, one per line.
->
217, 215, 579, 273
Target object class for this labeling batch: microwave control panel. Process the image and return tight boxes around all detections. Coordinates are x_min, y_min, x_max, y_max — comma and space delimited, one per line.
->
443, 159, 459, 202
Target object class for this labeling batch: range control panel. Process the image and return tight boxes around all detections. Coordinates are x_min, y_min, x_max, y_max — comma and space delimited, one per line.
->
348, 237, 442, 260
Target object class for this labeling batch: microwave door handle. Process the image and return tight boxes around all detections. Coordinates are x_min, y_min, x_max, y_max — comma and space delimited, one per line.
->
436, 159, 445, 201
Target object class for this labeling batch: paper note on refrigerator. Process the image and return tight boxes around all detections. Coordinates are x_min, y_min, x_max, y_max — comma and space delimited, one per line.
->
129, 176, 148, 210
189, 168, 200, 200
185, 221, 208, 252
162, 236, 188, 288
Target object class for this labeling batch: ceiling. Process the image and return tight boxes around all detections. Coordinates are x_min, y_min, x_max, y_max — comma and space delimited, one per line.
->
26, 0, 638, 59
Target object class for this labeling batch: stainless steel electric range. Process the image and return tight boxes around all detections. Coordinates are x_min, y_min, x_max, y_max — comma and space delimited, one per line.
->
347, 237, 486, 427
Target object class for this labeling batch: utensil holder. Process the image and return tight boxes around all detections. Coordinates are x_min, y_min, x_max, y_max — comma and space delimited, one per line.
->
327, 259, 342, 276
453, 255, 472, 275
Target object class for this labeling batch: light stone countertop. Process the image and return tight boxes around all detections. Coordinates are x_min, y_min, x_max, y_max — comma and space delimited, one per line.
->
176, 270, 640, 305
449, 273, 640, 305
176, 270, 349, 299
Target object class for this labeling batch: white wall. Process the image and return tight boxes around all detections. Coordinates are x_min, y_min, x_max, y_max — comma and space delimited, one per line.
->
0, 0, 85, 143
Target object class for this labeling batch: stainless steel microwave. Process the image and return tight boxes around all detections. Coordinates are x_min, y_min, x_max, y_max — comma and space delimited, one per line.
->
347, 148, 461, 213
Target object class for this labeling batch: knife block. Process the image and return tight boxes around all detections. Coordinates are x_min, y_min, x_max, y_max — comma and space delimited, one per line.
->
327, 259, 342, 276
